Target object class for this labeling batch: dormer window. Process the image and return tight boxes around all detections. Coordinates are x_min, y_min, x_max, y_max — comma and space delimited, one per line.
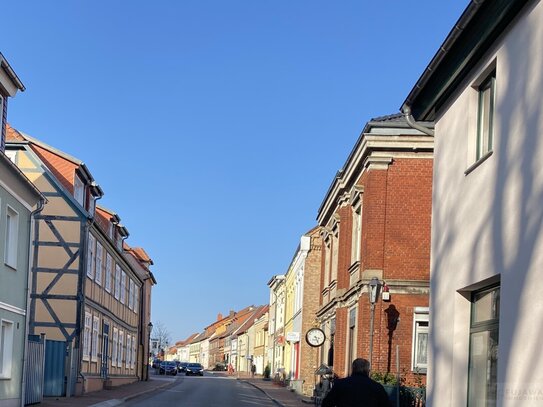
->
74, 174, 85, 206
108, 222, 114, 240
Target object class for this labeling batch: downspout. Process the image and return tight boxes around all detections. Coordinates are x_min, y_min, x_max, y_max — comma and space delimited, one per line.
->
401, 105, 434, 137
20, 197, 45, 407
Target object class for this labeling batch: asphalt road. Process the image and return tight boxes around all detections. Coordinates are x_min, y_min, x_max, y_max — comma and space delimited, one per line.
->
125, 373, 277, 407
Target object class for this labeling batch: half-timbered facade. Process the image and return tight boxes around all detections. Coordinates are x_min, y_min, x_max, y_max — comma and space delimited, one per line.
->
5, 126, 150, 394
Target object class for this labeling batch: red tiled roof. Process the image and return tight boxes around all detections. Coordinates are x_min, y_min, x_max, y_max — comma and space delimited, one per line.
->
5, 123, 25, 141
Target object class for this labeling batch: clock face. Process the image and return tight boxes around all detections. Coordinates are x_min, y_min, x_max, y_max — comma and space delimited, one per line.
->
306, 328, 326, 347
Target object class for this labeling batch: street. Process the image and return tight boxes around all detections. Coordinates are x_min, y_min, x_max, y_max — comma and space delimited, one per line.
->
125, 373, 277, 407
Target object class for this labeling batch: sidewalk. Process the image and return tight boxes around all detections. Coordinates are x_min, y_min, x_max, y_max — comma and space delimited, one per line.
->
237, 373, 311, 407
38, 376, 177, 407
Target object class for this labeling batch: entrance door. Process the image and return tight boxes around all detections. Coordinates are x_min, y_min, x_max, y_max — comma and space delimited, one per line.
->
43, 340, 66, 397
101, 322, 110, 378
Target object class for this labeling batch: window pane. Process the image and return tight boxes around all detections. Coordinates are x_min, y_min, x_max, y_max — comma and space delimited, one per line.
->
473, 288, 500, 324
468, 328, 499, 407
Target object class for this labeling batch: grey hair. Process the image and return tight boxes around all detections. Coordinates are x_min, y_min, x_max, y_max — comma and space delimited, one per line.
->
351, 358, 370, 376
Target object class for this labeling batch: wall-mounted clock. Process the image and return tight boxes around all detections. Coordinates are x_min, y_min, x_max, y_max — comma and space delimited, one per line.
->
306, 327, 326, 347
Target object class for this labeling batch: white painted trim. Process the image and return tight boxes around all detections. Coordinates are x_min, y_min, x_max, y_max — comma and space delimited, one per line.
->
0, 301, 26, 316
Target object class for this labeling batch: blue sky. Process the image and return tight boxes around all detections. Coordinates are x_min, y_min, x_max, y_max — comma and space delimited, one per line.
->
2, 1, 467, 342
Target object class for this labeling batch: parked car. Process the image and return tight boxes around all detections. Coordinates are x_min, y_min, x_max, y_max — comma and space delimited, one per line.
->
159, 361, 178, 375
152, 358, 162, 369
213, 362, 227, 371
177, 361, 189, 373
185, 362, 204, 376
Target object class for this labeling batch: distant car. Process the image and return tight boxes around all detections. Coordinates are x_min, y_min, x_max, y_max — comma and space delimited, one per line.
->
159, 361, 178, 375
213, 362, 227, 371
185, 363, 204, 376
177, 361, 189, 373
152, 358, 162, 369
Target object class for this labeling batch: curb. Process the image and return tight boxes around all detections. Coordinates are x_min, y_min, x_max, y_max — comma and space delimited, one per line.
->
88, 378, 178, 407
240, 379, 285, 407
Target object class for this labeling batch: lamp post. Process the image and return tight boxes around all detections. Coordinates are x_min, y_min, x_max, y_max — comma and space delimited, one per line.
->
368, 277, 381, 370
147, 322, 153, 380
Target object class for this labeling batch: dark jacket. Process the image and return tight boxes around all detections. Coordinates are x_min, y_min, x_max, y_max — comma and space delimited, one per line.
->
322, 373, 391, 407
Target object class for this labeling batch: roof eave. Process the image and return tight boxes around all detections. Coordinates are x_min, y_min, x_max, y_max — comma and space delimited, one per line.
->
403, 0, 530, 121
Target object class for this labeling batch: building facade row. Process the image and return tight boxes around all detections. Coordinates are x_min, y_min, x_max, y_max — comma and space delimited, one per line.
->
0, 52, 156, 406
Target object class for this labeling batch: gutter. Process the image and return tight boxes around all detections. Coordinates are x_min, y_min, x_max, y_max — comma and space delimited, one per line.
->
20, 197, 46, 407
401, 105, 435, 137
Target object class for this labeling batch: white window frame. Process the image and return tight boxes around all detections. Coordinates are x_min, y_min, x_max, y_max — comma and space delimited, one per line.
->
120, 270, 126, 304
351, 200, 362, 264
114, 265, 121, 300
412, 307, 429, 373
74, 174, 85, 206
4, 206, 19, 269
134, 286, 139, 314
95, 242, 103, 286
132, 335, 136, 369
112, 328, 118, 367
0, 319, 14, 379
83, 312, 91, 361
86, 234, 96, 279
119, 330, 124, 368
128, 279, 134, 310
92, 315, 99, 362
105, 253, 112, 293
126, 335, 132, 369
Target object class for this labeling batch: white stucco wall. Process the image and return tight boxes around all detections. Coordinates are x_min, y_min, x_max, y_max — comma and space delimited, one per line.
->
429, 2, 543, 406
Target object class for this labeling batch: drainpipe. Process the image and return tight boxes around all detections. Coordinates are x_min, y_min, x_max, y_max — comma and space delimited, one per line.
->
20, 197, 45, 407
401, 105, 434, 137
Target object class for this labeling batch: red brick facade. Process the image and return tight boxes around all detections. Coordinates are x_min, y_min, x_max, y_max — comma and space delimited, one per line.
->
316, 116, 433, 386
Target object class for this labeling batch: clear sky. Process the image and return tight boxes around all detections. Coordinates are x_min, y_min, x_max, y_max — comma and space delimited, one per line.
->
2, 1, 467, 343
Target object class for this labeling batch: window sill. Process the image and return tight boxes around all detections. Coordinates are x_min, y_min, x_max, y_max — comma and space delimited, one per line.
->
464, 150, 493, 176
412, 368, 427, 374
0, 375, 13, 380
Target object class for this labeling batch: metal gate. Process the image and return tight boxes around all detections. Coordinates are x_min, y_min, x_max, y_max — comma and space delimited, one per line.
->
43, 339, 67, 397
24, 334, 46, 405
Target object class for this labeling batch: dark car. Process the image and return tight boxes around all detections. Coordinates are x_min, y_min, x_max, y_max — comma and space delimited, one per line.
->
152, 358, 162, 369
185, 363, 204, 376
213, 362, 227, 371
177, 361, 189, 373
159, 361, 178, 375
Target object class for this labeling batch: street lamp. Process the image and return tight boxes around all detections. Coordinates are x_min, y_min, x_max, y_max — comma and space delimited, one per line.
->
368, 278, 381, 370
147, 322, 153, 380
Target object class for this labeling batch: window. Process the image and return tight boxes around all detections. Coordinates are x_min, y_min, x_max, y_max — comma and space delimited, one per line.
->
83, 312, 91, 360
351, 202, 362, 263
128, 279, 134, 310
412, 307, 429, 372
119, 330, 124, 368
134, 286, 139, 314
347, 308, 356, 374
468, 286, 500, 407
4, 206, 19, 269
126, 335, 132, 369
86, 234, 95, 279
112, 328, 118, 367
92, 316, 99, 362
324, 237, 331, 287
114, 265, 121, 300
476, 72, 495, 160
120, 270, 126, 304
105, 253, 112, 293
331, 225, 339, 283
95, 242, 103, 286
74, 174, 85, 206
0, 320, 14, 379
132, 336, 136, 369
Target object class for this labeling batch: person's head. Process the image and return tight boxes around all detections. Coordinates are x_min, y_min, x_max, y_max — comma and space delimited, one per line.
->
351, 358, 370, 376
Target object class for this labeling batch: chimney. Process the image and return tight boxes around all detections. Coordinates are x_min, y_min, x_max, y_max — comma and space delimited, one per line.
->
229, 310, 235, 317
217, 313, 223, 321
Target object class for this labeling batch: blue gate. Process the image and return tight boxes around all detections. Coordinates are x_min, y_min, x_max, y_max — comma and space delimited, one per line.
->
43, 339, 67, 397
24, 334, 46, 405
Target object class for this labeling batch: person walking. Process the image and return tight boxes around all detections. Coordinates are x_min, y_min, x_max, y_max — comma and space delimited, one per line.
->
322, 358, 391, 407
251, 363, 256, 378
